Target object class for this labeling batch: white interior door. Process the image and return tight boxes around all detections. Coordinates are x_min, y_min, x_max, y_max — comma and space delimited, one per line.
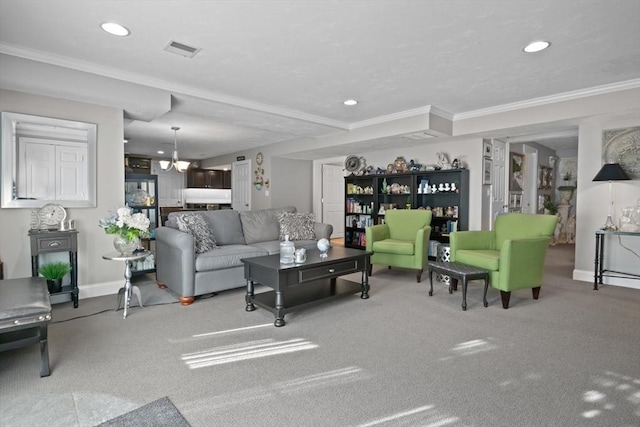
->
490, 139, 507, 228
152, 160, 185, 206
232, 159, 251, 211
56, 144, 86, 200
321, 164, 344, 238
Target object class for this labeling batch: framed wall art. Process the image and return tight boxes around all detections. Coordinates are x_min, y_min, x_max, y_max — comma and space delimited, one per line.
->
483, 139, 492, 158
538, 166, 553, 190
509, 152, 525, 191
483, 158, 493, 185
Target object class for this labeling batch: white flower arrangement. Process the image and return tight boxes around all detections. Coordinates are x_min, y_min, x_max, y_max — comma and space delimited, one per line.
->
99, 205, 150, 241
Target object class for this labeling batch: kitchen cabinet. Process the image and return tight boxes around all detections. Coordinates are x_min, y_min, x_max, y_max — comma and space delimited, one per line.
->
187, 169, 231, 189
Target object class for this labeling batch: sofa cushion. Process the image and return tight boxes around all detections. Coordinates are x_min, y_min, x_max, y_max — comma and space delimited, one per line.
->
200, 210, 246, 245
195, 245, 268, 272
278, 212, 316, 241
175, 213, 217, 254
241, 206, 297, 244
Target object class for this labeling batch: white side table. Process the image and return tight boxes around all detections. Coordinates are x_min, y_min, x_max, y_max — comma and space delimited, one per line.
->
102, 251, 150, 319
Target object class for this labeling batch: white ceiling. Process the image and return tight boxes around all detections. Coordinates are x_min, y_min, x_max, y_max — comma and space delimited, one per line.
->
1, 0, 639, 161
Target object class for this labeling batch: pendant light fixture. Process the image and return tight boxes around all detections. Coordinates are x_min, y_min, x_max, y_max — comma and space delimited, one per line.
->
159, 126, 191, 173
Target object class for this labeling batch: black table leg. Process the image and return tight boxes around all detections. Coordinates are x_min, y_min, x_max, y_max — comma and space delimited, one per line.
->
483, 277, 489, 307
361, 260, 370, 299
428, 269, 434, 296
462, 278, 468, 311
245, 279, 256, 311
274, 291, 285, 327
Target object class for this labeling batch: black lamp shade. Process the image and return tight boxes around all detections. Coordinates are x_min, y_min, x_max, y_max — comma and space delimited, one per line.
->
592, 163, 631, 181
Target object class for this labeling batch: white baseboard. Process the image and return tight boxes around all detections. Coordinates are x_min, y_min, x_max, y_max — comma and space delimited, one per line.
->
573, 269, 640, 290
78, 281, 123, 299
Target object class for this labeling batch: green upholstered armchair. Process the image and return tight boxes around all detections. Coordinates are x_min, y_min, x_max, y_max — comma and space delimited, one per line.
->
449, 213, 558, 309
365, 209, 432, 282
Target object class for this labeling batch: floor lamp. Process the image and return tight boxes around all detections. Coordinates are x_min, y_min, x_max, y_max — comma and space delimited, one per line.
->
592, 162, 630, 231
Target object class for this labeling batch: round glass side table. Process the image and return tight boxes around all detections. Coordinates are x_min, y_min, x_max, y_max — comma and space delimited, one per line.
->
102, 251, 151, 319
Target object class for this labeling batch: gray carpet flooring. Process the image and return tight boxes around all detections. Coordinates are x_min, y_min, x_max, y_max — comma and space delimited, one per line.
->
1, 244, 639, 427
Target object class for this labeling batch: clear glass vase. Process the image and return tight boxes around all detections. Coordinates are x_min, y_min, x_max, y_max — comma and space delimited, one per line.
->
113, 235, 140, 255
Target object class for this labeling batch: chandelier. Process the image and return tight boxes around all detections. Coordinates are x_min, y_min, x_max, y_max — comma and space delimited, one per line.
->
159, 126, 191, 173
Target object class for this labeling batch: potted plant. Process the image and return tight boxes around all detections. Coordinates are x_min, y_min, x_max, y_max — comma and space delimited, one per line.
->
38, 262, 71, 293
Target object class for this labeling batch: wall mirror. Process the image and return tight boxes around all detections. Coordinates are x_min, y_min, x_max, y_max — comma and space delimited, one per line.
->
1, 112, 97, 208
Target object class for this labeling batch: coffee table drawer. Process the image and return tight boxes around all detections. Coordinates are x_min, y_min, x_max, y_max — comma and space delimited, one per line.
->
299, 260, 360, 283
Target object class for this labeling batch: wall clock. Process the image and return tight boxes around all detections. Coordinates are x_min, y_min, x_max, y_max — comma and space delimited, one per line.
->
256, 152, 264, 165
38, 203, 67, 228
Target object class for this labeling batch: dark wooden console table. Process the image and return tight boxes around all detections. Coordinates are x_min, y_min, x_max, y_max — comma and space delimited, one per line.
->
242, 246, 371, 327
594, 230, 640, 290
29, 229, 79, 307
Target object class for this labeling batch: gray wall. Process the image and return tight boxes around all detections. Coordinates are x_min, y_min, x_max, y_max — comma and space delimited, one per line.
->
0, 89, 125, 297
271, 157, 313, 212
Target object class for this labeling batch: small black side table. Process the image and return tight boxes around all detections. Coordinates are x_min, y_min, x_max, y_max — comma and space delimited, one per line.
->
428, 261, 489, 311
594, 230, 640, 290
29, 229, 79, 308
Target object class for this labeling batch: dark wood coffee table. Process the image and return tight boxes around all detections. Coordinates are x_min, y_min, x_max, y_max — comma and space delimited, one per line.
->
242, 246, 371, 327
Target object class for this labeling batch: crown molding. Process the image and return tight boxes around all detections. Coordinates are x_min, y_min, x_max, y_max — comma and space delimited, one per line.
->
0, 44, 349, 130
454, 79, 640, 121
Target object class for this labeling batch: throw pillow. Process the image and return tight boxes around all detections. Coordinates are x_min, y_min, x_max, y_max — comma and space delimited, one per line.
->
278, 212, 316, 241
175, 213, 217, 254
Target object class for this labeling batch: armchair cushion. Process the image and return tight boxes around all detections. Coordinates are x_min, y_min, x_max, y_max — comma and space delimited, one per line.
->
455, 249, 500, 271
372, 240, 415, 255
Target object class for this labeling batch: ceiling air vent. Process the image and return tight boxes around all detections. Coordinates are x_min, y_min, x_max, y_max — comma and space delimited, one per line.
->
164, 40, 201, 58
402, 131, 435, 140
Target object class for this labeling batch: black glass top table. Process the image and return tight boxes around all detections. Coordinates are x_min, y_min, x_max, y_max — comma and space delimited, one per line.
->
594, 230, 640, 290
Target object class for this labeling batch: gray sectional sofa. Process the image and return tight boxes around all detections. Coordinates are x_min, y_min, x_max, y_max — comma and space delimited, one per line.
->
155, 206, 333, 305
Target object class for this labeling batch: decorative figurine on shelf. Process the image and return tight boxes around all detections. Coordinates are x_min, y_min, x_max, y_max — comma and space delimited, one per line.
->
437, 152, 451, 170
438, 183, 445, 192
408, 159, 422, 171
431, 184, 438, 193
386, 163, 395, 174
394, 157, 408, 173
452, 158, 459, 169
451, 183, 457, 193
444, 183, 451, 192
381, 178, 388, 194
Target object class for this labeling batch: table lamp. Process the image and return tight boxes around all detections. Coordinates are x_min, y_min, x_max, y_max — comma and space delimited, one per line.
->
592, 162, 630, 230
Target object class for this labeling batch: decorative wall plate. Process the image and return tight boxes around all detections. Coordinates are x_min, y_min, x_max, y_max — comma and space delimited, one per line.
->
603, 127, 640, 179
344, 155, 361, 173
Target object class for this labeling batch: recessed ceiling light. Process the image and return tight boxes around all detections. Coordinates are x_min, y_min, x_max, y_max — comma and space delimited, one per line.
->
123, 139, 128, 144
157, 150, 165, 154
343, 99, 358, 106
523, 41, 550, 53
101, 22, 130, 37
